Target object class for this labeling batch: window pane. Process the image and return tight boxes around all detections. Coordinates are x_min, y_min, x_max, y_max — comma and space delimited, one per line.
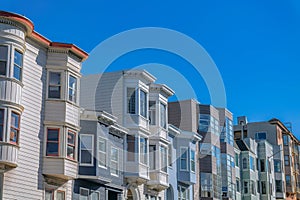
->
160, 103, 166, 129
45, 190, 53, 200
90, 192, 100, 200
11, 112, 20, 128
47, 143, 59, 155
0, 46, 7, 60
127, 88, 136, 114
49, 86, 61, 99
47, 129, 59, 141
149, 101, 156, 125
80, 135, 93, 164
13, 65, 21, 80
68, 75, 77, 102
81, 150, 92, 164
67, 145, 75, 159
0, 62, 6, 76
140, 90, 147, 117
49, 72, 61, 85
68, 131, 75, 145
80, 188, 89, 200
111, 148, 118, 161
14, 50, 23, 66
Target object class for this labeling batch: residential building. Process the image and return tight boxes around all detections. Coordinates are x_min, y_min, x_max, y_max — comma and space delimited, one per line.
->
0, 11, 88, 199
234, 117, 290, 200
74, 110, 127, 200
80, 70, 174, 200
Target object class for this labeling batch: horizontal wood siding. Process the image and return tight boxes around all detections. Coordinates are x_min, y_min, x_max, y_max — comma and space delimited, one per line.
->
44, 101, 65, 122
3, 39, 46, 199
65, 103, 79, 127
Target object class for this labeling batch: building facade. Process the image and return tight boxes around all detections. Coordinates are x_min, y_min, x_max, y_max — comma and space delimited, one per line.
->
0, 11, 88, 199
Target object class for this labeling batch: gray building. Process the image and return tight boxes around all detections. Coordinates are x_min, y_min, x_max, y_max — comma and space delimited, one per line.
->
74, 110, 127, 200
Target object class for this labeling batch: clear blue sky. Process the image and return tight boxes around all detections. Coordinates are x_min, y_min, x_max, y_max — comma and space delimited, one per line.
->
2, 1, 300, 136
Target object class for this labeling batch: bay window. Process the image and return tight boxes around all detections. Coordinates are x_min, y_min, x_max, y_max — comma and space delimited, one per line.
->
13, 50, 23, 81
68, 75, 77, 103
67, 131, 76, 159
10, 112, 20, 144
160, 146, 167, 172
0, 109, 3, 141
149, 101, 156, 125
80, 134, 93, 165
140, 137, 148, 164
48, 72, 61, 99
111, 147, 119, 176
99, 137, 107, 167
160, 103, 166, 129
127, 88, 136, 114
0, 46, 7, 76
46, 128, 60, 156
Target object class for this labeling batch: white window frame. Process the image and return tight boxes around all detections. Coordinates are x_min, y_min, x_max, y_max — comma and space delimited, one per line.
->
160, 102, 167, 129
139, 89, 148, 118
110, 147, 119, 176
79, 134, 94, 166
0, 45, 8, 77
180, 147, 188, 171
12, 48, 23, 81
98, 136, 107, 168
160, 145, 168, 173
90, 190, 100, 200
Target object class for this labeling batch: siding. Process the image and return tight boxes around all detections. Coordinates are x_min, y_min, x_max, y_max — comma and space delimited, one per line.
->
3, 39, 46, 199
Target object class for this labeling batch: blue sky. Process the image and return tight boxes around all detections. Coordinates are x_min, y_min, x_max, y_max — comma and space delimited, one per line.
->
2, 1, 300, 135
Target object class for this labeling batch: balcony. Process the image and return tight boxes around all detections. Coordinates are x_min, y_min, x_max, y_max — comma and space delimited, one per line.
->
0, 142, 19, 172
147, 170, 169, 191
125, 162, 149, 184
43, 157, 78, 181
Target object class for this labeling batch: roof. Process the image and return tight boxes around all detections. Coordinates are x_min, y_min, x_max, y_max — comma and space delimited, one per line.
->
0, 11, 88, 60
235, 140, 250, 152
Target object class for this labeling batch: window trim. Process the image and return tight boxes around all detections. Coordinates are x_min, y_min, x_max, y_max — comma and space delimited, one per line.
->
98, 136, 107, 168
46, 128, 60, 157
79, 134, 94, 166
67, 130, 76, 160
12, 49, 23, 81
160, 102, 167, 129
56, 190, 66, 200
79, 187, 89, 200
110, 147, 119, 176
180, 147, 189, 171
45, 189, 54, 200
139, 89, 148, 118
190, 149, 196, 173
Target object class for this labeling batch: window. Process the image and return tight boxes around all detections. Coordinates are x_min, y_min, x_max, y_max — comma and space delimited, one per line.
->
180, 148, 188, 171
67, 131, 76, 159
201, 173, 212, 197
286, 175, 291, 186
56, 191, 65, 200
111, 147, 119, 176
257, 181, 260, 193
48, 72, 61, 99
46, 128, 59, 156
244, 181, 248, 194
235, 153, 239, 167
90, 191, 100, 200
236, 178, 240, 192
160, 103, 167, 129
10, 112, 20, 144
149, 145, 156, 170
127, 135, 135, 161
199, 114, 210, 132
276, 180, 282, 192
160, 146, 167, 172
190, 150, 196, 173
242, 158, 247, 169
284, 155, 290, 166
255, 132, 266, 140
260, 159, 265, 172
127, 88, 136, 114
283, 135, 290, 146
140, 137, 148, 164
149, 101, 156, 125
45, 189, 54, 200
250, 156, 255, 171
274, 160, 281, 172
139, 90, 147, 118
168, 144, 172, 167
80, 188, 89, 200
13, 50, 23, 81
261, 181, 266, 194
0, 46, 8, 76
68, 75, 77, 103
99, 137, 107, 167
251, 181, 256, 195
178, 186, 189, 200
0, 109, 4, 141
80, 134, 93, 165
